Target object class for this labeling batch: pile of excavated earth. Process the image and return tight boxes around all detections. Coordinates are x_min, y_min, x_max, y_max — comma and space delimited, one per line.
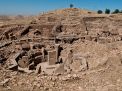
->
0, 8, 122, 91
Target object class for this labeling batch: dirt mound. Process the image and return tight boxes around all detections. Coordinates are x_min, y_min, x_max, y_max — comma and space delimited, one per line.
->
0, 8, 122, 90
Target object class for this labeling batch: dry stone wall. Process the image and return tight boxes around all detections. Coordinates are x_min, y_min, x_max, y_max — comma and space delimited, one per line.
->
83, 17, 122, 43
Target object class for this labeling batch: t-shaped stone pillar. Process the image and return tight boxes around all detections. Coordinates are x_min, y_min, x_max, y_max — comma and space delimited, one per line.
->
48, 50, 57, 65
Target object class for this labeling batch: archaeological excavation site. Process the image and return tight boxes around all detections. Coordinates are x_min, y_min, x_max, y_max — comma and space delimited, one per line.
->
0, 8, 122, 91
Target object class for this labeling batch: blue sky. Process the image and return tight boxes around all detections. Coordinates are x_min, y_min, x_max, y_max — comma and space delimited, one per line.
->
0, 0, 122, 15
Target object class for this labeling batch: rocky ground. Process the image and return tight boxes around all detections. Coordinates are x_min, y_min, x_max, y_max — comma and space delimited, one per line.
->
0, 61, 122, 91
1, 41, 122, 91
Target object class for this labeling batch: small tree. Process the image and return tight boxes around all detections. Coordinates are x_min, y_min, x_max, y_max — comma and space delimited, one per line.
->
97, 10, 103, 14
70, 4, 74, 8
112, 9, 120, 14
105, 9, 110, 14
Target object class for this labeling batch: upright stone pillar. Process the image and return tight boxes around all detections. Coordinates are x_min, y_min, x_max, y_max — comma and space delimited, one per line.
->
48, 50, 57, 65
55, 44, 60, 63
41, 47, 45, 60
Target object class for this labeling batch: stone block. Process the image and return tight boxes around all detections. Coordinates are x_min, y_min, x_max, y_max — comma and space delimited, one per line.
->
18, 56, 29, 68
48, 50, 57, 65
70, 57, 88, 72
55, 64, 65, 74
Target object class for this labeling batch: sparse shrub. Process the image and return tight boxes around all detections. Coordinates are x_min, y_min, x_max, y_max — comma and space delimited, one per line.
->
70, 4, 74, 8
97, 10, 103, 14
105, 9, 110, 14
112, 9, 120, 14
